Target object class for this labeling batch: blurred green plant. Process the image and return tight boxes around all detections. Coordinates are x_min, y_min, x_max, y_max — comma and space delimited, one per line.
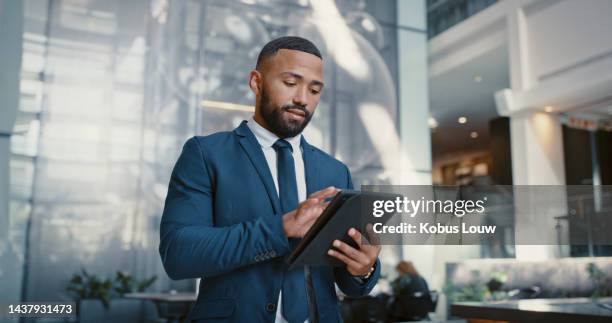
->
114, 271, 157, 296
66, 268, 157, 309
66, 268, 113, 309
587, 263, 612, 298
443, 270, 511, 303
443, 270, 487, 302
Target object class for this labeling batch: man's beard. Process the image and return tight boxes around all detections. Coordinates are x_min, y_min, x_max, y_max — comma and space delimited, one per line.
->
259, 90, 313, 138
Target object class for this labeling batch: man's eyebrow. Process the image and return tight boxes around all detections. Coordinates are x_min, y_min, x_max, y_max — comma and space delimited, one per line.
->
280, 72, 325, 88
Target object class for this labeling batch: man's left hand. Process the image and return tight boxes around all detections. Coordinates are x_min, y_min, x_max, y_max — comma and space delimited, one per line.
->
327, 224, 381, 277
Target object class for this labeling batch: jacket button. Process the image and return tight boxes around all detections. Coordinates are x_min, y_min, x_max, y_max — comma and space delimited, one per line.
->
265, 302, 276, 312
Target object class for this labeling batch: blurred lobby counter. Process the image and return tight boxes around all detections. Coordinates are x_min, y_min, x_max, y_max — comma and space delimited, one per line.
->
125, 292, 197, 323
446, 257, 612, 298
451, 297, 612, 323
444, 258, 612, 322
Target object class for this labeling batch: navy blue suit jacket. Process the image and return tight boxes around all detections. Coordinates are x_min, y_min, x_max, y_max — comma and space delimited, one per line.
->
159, 121, 380, 322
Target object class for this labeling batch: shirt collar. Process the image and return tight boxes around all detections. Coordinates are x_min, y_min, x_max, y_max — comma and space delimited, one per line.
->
247, 116, 302, 152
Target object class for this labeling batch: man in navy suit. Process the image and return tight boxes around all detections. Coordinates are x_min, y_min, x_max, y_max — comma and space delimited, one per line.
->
159, 36, 381, 322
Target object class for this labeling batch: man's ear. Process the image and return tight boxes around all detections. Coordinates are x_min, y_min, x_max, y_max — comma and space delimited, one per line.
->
249, 70, 262, 96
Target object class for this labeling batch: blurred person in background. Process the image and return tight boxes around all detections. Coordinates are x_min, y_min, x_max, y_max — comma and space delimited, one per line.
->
389, 261, 435, 321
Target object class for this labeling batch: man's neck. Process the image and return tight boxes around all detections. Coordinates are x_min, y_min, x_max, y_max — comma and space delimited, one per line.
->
253, 113, 280, 138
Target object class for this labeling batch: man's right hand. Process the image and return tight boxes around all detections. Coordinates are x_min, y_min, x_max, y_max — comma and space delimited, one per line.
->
282, 186, 340, 238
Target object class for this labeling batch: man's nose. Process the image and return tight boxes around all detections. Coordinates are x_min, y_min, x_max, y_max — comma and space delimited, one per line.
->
292, 86, 308, 106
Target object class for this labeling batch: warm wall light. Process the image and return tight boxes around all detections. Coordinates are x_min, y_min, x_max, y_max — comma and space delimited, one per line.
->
544, 106, 554, 112
458, 116, 467, 124
474, 75, 482, 83
470, 131, 478, 138
200, 100, 254, 112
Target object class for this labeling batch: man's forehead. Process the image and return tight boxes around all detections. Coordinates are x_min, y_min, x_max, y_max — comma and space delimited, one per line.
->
261, 48, 323, 75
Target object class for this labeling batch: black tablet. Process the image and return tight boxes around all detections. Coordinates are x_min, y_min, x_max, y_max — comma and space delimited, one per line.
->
286, 190, 397, 268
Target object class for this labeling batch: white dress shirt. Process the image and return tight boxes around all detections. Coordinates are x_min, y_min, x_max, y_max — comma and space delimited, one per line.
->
246, 117, 308, 323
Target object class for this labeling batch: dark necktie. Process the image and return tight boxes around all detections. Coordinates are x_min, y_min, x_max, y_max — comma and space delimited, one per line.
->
273, 139, 309, 323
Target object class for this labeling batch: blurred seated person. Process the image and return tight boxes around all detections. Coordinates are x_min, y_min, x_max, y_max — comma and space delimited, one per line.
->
389, 261, 435, 321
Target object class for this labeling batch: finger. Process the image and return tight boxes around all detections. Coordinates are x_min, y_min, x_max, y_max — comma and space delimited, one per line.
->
317, 201, 330, 212
332, 239, 368, 265
321, 187, 341, 200
298, 203, 327, 224
301, 217, 317, 231
309, 186, 338, 200
298, 211, 320, 226
327, 249, 361, 269
301, 200, 330, 218
309, 199, 330, 214
303, 208, 323, 223
348, 228, 365, 245
348, 227, 374, 251
307, 187, 331, 199
346, 229, 381, 262
297, 199, 332, 229
302, 197, 321, 206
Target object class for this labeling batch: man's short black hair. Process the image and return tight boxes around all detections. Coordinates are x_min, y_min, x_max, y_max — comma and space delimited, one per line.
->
256, 36, 322, 68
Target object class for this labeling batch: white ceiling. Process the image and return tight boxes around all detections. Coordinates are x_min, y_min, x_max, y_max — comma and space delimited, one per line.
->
428, 44, 509, 158
565, 99, 612, 120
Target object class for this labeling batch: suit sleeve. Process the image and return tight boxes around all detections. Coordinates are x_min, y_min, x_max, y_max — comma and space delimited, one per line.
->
333, 164, 381, 297
159, 137, 291, 280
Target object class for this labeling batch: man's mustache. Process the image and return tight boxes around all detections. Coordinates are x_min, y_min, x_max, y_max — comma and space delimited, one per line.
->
281, 105, 310, 118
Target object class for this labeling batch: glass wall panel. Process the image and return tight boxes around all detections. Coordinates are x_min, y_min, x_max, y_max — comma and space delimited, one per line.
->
11, 0, 406, 301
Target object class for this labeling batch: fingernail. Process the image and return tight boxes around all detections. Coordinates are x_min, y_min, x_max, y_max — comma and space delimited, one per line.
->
349, 228, 355, 235
333, 240, 340, 247
327, 250, 333, 255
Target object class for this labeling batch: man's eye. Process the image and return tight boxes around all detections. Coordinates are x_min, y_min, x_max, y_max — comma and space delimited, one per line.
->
310, 89, 321, 95
284, 81, 296, 86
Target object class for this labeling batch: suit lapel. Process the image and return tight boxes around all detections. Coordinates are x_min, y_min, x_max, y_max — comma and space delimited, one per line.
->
300, 136, 319, 196
234, 121, 282, 214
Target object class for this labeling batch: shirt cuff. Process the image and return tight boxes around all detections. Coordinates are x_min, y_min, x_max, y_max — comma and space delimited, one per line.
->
351, 261, 377, 285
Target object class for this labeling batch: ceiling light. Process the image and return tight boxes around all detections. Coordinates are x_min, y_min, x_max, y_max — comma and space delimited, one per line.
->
428, 117, 438, 129
470, 131, 478, 139
458, 116, 467, 124
544, 106, 554, 112
474, 75, 482, 83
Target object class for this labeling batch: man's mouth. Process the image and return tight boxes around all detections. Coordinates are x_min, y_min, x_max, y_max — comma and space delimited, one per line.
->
284, 108, 306, 119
